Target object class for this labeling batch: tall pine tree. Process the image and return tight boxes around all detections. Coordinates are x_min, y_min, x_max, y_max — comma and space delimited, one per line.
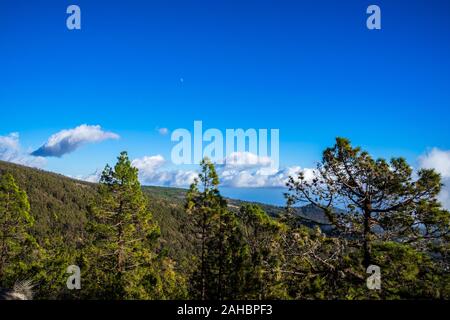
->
84, 152, 162, 299
286, 137, 450, 267
186, 158, 248, 300
238, 204, 288, 299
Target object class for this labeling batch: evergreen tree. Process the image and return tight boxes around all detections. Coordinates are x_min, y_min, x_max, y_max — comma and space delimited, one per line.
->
186, 158, 248, 300
84, 152, 162, 299
281, 226, 352, 299
285, 138, 450, 299
212, 208, 248, 299
286, 137, 450, 267
238, 204, 287, 299
0, 173, 39, 287
186, 158, 224, 299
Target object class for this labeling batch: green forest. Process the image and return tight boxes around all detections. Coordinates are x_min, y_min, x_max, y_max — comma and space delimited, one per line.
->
0, 138, 449, 300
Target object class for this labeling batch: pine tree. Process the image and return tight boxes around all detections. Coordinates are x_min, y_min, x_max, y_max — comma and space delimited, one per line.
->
238, 204, 287, 299
214, 208, 248, 300
186, 158, 225, 299
84, 152, 161, 299
186, 158, 249, 300
286, 137, 450, 267
0, 173, 38, 287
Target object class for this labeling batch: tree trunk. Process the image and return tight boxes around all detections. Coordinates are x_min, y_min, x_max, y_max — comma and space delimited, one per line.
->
201, 210, 206, 300
117, 201, 125, 280
363, 208, 372, 268
218, 211, 224, 300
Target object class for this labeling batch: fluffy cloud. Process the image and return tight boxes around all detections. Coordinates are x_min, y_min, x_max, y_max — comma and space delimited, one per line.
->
217, 152, 310, 188
132, 155, 165, 173
419, 148, 450, 209
31, 124, 119, 158
419, 148, 450, 178
131, 155, 197, 187
145, 169, 198, 187
0, 133, 20, 161
0, 132, 46, 168
223, 152, 272, 169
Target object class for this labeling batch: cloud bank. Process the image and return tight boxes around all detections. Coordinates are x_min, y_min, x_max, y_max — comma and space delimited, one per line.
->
218, 152, 305, 188
131, 155, 197, 187
31, 124, 119, 158
0, 132, 46, 168
124, 152, 307, 189
419, 148, 450, 210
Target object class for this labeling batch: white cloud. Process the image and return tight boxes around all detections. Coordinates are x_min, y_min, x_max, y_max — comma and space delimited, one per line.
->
216, 152, 308, 188
419, 148, 450, 209
132, 155, 165, 173
220, 165, 308, 188
0, 132, 20, 161
31, 124, 119, 157
223, 152, 272, 169
419, 148, 450, 178
132, 155, 196, 187
147, 169, 198, 187
0, 132, 46, 168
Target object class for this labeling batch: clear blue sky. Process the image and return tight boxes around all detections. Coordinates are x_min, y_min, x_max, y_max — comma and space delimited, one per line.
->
1, 0, 450, 204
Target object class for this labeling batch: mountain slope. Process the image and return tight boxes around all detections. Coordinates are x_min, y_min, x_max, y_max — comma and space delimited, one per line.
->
0, 160, 197, 264
0, 160, 329, 267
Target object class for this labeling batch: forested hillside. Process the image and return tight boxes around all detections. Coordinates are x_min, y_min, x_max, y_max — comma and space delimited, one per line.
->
0, 160, 329, 269
1, 138, 449, 300
0, 161, 192, 272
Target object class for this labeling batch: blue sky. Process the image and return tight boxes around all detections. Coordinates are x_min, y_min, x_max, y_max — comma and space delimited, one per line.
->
1, 0, 450, 205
